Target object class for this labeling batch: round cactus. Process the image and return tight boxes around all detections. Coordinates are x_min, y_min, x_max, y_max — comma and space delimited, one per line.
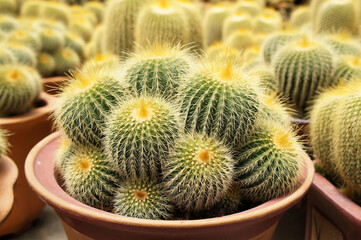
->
68, 18, 93, 43
163, 133, 234, 212
0, 0, 17, 15
62, 145, 119, 210
40, 2, 70, 25
92, 25, 105, 55
20, 0, 44, 17
234, 0, 263, 16
54, 68, 129, 147
0, 65, 40, 116
332, 55, 361, 84
206, 43, 243, 64
39, 28, 64, 53
135, 0, 189, 47
0, 14, 18, 32
0, 46, 16, 65
55, 135, 73, 177
248, 65, 276, 93
290, 6, 311, 29
64, 32, 86, 60
236, 119, 302, 202
179, 59, 260, 146
253, 12, 282, 34
81, 54, 120, 74
124, 43, 194, 98
105, 96, 180, 181
222, 11, 253, 40
6, 43, 37, 67
225, 28, 254, 51
310, 0, 329, 28
35, 18, 66, 33
0, 127, 8, 157
113, 180, 173, 220
54, 47, 80, 76
37, 52, 55, 77
323, 33, 361, 56
204, 3, 229, 46
272, 36, 334, 112
84, 1, 105, 24
7, 29, 41, 53
259, 93, 292, 124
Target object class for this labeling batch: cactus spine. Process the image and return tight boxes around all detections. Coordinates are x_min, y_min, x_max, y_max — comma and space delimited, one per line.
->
113, 180, 173, 220
204, 3, 229, 46
236, 120, 302, 202
163, 133, 234, 212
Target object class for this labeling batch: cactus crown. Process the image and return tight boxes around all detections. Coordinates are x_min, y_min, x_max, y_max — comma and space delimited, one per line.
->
296, 35, 316, 49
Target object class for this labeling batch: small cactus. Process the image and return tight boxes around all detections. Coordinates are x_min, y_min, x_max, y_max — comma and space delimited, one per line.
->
259, 93, 291, 124
6, 43, 37, 67
163, 133, 234, 212
68, 18, 92, 42
0, 0, 17, 15
37, 52, 56, 77
84, 1, 105, 24
0, 46, 16, 65
53, 47, 80, 76
222, 11, 253, 40
332, 55, 361, 84
41, 2, 70, 25
234, 0, 263, 16
248, 65, 277, 93
105, 96, 180, 181
236, 119, 302, 202
0, 14, 18, 32
253, 12, 282, 34
204, 3, 229, 46
39, 28, 65, 53
290, 6, 311, 29
225, 28, 254, 51
62, 145, 119, 210
113, 180, 173, 220
81, 54, 120, 73
64, 32, 86, 60
20, 0, 44, 17
323, 32, 361, 56
55, 135, 73, 177
7, 29, 41, 53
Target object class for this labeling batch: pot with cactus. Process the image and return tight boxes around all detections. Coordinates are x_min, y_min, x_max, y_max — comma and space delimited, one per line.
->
306, 80, 361, 240
25, 43, 314, 240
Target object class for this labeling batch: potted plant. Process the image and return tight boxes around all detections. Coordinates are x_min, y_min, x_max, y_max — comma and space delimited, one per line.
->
306, 80, 361, 239
25, 43, 314, 239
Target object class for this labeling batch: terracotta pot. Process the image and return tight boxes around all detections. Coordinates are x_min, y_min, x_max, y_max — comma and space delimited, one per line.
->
43, 76, 69, 95
25, 132, 315, 240
0, 92, 57, 236
0, 156, 18, 226
305, 160, 361, 240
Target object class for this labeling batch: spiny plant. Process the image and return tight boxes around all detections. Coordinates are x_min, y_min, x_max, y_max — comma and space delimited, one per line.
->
62, 144, 119, 210
259, 93, 291, 124
0, 127, 8, 158
124, 43, 194, 98
84, 1, 105, 24
7, 29, 41, 53
6, 43, 37, 67
233, 0, 263, 16
55, 135, 73, 177
103, 0, 150, 57
206, 42, 243, 64
81, 54, 120, 73
104, 95, 180, 181
253, 12, 282, 34
0, 64, 40, 116
332, 55, 361, 84
53, 47, 80, 76
64, 32, 86, 60
0, 46, 16, 65
310, 0, 329, 28
40, 2, 70, 25
37, 52, 56, 77
179, 58, 261, 147
204, 3, 229, 46
272, 36, 334, 112
20, 0, 44, 17
290, 6, 311, 29
163, 133, 235, 212
236, 119, 302, 202
0, 14, 19, 32
135, 0, 189, 47
39, 28, 65, 53
92, 24, 105, 55
323, 32, 361, 56
113, 180, 173, 220
0, 0, 17, 15
222, 11, 253, 40
54, 67, 129, 147
68, 17, 93, 42
248, 65, 276, 93
225, 28, 254, 51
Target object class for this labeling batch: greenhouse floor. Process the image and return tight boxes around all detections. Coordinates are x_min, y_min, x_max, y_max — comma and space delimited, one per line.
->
1, 205, 303, 240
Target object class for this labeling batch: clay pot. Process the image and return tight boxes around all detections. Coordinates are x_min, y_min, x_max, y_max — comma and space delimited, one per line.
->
25, 132, 315, 240
305, 161, 361, 240
0, 156, 18, 226
0, 92, 56, 236
43, 76, 69, 95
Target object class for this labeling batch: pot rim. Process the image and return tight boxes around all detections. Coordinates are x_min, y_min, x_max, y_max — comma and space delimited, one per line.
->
0, 92, 56, 125
25, 132, 314, 229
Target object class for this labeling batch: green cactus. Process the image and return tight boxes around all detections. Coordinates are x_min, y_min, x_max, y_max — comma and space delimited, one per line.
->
53, 47, 80, 76
39, 28, 65, 53
35, 19, 66, 33
272, 36, 334, 112
179, 58, 260, 146
54, 67, 129, 147
310, 0, 329, 28
0, 65, 40, 116
20, 0, 44, 17
225, 28, 254, 51
204, 3, 229, 46
0, 127, 8, 157
124, 43, 194, 98
7, 29, 41, 53
135, 0, 189, 47
105, 96, 180, 181
262, 30, 302, 64
113, 180, 173, 220
85, 41, 96, 59
248, 65, 277, 93
316, 0, 357, 34
0, 0, 17, 15
253, 11, 282, 34
259, 93, 292, 124
55, 135, 73, 177
323, 33, 361, 56
41, 2, 70, 25
290, 6, 311, 29
206, 43, 243, 64
84, 1, 105, 24
332, 55, 361, 84
81, 54, 120, 74
234, 0, 263, 16
68, 18, 92, 43
0, 15, 18, 32
163, 133, 234, 212
23, 66, 43, 98
37, 52, 56, 77
0, 46, 16, 65
103, 0, 150, 57
92, 25, 105, 55
7, 43, 37, 67
236, 119, 302, 202
64, 32, 86, 60
222, 11, 253, 40
62, 144, 119, 210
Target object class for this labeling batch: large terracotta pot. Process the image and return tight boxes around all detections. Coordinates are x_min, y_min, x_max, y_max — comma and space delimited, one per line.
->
0, 92, 56, 235
305, 161, 361, 240
43, 76, 69, 95
0, 156, 18, 226
25, 132, 315, 240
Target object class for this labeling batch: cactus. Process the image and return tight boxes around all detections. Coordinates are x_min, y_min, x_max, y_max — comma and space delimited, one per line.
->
135, 0, 189, 47
0, 46, 16, 65
41, 2, 70, 25
64, 32, 86, 60
54, 67, 129, 147
7, 43, 37, 67
92, 25, 105, 55
323, 32, 361, 56
222, 11, 253, 40
204, 3, 229, 46
20, 0, 44, 17
53, 47, 80, 76
234, 0, 263, 16
105, 96, 180, 181
272, 36, 334, 112
0, 127, 8, 157
179, 59, 260, 146
23, 66, 43, 98
62, 145, 119, 210
316, 0, 357, 34
37, 52, 55, 77
332, 55, 361, 84
310, 0, 329, 28
248, 66, 276, 93
68, 18, 92, 42
124, 43, 194, 98
81, 54, 120, 73
290, 6, 311, 29
7, 29, 41, 53
253, 12, 282, 34
259, 93, 291, 124
236, 119, 302, 202
39, 28, 65, 53
0, 15, 18, 32
0, 0, 17, 15
206, 43, 243, 64
225, 28, 254, 51
55, 135, 73, 177
84, 1, 105, 24
113, 180, 173, 220
163, 133, 234, 212
35, 19, 66, 33
104, 0, 150, 57
0, 65, 40, 116
262, 30, 302, 64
